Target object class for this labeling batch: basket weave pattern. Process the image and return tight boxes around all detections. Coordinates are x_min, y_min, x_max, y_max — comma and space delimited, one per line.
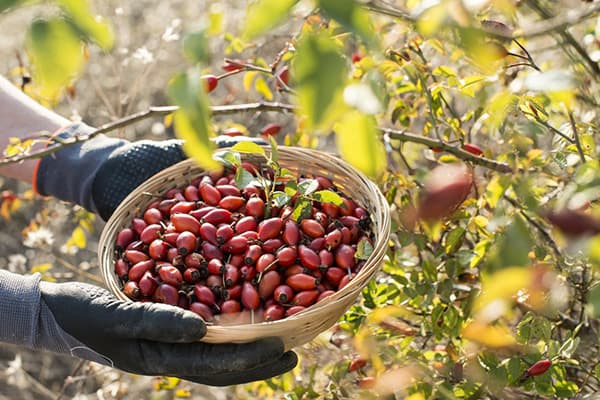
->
99, 146, 391, 350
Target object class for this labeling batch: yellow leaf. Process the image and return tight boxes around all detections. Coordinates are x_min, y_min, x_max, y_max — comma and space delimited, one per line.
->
31, 263, 53, 274
67, 226, 87, 249
254, 76, 273, 100
416, 5, 447, 37
175, 389, 192, 398
1, 202, 10, 220
462, 321, 517, 348
243, 71, 258, 92
163, 113, 174, 128
473, 267, 532, 318
334, 111, 386, 178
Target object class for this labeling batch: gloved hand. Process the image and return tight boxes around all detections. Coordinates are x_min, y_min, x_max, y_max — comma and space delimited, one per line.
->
34, 123, 265, 220
38, 279, 297, 386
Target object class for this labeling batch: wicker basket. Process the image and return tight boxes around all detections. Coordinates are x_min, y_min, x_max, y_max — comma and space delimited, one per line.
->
99, 146, 391, 351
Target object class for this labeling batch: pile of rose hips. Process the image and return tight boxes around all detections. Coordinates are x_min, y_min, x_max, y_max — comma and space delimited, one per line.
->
113, 163, 373, 324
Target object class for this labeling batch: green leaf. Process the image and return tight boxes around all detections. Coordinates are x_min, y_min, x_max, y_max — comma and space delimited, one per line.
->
317, 0, 376, 46
293, 32, 348, 129
26, 18, 86, 100
242, 0, 298, 39
213, 150, 241, 167
269, 135, 279, 163
57, 0, 114, 50
272, 191, 291, 208
0, 0, 24, 12
167, 71, 218, 170
313, 190, 343, 206
334, 111, 386, 178
231, 141, 266, 156
292, 197, 312, 221
183, 31, 210, 64
444, 227, 465, 254
356, 237, 374, 261
285, 180, 298, 196
297, 179, 319, 196
235, 168, 259, 189
488, 216, 533, 270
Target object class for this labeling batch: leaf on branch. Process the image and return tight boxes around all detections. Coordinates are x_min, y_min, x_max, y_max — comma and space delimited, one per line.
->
334, 111, 386, 178
213, 150, 241, 167
317, 0, 377, 46
26, 17, 86, 101
57, 0, 114, 51
293, 32, 348, 130
272, 191, 291, 208
230, 142, 266, 157
183, 31, 210, 64
66, 226, 87, 249
292, 197, 312, 221
167, 71, 219, 171
242, 0, 298, 39
297, 179, 319, 196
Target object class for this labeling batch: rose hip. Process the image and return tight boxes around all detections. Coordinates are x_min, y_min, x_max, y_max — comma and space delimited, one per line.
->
184, 252, 206, 269
176, 231, 197, 255
114, 259, 129, 281
286, 306, 306, 317
282, 220, 300, 246
221, 235, 248, 253
183, 185, 200, 201
317, 290, 336, 302
158, 265, 183, 286
335, 244, 356, 269
245, 197, 265, 218
244, 244, 262, 265
202, 208, 232, 225
200, 183, 222, 205
199, 222, 218, 245
219, 196, 245, 211
124, 249, 149, 265
286, 273, 319, 291
139, 271, 158, 296
190, 302, 214, 321
292, 290, 319, 307
241, 282, 260, 310
202, 242, 223, 260
158, 198, 178, 215
256, 253, 276, 273
170, 201, 196, 214
264, 304, 285, 321
274, 284, 294, 304
123, 281, 141, 299
301, 219, 325, 238
216, 184, 241, 197
258, 270, 281, 299
183, 267, 202, 283
190, 206, 215, 220
116, 228, 135, 251
258, 217, 284, 241
221, 299, 241, 314
144, 208, 162, 224
194, 284, 216, 305
148, 239, 169, 260
172, 213, 201, 234
224, 284, 242, 300
224, 264, 240, 288
298, 245, 320, 270
235, 216, 257, 233
153, 283, 179, 306
262, 238, 283, 253
276, 246, 297, 267
208, 259, 225, 275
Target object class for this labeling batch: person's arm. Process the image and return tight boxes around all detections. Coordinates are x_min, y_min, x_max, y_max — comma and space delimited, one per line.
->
0, 75, 69, 182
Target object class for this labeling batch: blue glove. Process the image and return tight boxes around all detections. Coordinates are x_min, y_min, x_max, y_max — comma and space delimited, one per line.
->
34, 123, 264, 220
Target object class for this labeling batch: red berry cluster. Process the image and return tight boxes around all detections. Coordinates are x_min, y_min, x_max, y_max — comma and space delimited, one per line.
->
113, 165, 373, 324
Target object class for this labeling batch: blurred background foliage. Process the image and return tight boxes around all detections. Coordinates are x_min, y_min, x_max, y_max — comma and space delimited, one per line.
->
1, 0, 600, 398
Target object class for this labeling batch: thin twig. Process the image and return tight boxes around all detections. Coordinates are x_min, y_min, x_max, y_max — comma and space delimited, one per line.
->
55, 360, 86, 400
383, 127, 515, 173
568, 111, 586, 164
54, 256, 104, 285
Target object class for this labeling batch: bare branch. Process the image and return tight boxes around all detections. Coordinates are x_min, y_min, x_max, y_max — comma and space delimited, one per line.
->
382, 127, 515, 173
0, 102, 296, 167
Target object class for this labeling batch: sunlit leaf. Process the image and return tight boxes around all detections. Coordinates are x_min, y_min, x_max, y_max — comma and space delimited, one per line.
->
485, 90, 517, 131
356, 237, 374, 260
254, 75, 273, 100
242, 0, 298, 39
297, 179, 319, 196
230, 141, 266, 156
488, 216, 533, 270
26, 18, 86, 100
213, 150, 241, 167
167, 71, 219, 170
416, 5, 447, 37
183, 31, 210, 64
317, 0, 376, 45
272, 191, 291, 208
235, 168, 258, 189
292, 197, 312, 221
313, 190, 343, 206
31, 263, 53, 274
66, 226, 87, 249
462, 321, 517, 347
334, 111, 386, 178
293, 32, 348, 130
474, 267, 532, 315
243, 70, 258, 92
57, 0, 114, 50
